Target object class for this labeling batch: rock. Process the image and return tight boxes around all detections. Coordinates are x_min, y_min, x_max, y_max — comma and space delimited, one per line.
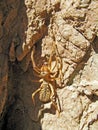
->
0, 0, 98, 130
0, 54, 8, 118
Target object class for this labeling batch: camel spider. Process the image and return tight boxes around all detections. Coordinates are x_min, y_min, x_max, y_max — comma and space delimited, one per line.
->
31, 44, 62, 116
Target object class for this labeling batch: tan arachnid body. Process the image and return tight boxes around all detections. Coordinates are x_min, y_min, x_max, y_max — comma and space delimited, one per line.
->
31, 44, 62, 116
39, 80, 51, 103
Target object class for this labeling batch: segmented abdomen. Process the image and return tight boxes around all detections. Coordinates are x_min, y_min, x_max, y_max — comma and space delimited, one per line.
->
39, 83, 51, 103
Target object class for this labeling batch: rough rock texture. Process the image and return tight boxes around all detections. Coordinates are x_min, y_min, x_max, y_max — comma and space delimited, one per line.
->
0, 0, 98, 130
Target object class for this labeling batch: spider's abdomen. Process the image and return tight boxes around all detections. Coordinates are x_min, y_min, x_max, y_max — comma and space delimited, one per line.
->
39, 84, 51, 103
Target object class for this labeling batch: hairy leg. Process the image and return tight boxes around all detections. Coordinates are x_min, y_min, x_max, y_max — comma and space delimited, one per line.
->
51, 100, 60, 117
49, 83, 60, 116
31, 47, 41, 74
32, 88, 41, 105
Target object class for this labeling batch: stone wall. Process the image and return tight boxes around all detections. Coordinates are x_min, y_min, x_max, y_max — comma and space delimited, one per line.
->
0, 0, 98, 130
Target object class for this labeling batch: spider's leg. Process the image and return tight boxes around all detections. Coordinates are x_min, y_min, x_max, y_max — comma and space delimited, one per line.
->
50, 57, 62, 79
54, 42, 64, 80
48, 41, 58, 69
49, 82, 60, 117
51, 58, 58, 72
32, 88, 41, 105
31, 48, 41, 74
37, 105, 44, 119
56, 57, 63, 80
49, 43, 61, 72
51, 100, 60, 117
48, 50, 53, 70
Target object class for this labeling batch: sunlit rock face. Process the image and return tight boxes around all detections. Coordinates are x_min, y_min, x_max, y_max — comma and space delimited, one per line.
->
0, 0, 98, 130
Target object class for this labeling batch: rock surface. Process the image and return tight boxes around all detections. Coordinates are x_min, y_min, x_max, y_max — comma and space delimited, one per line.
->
0, 0, 98, 130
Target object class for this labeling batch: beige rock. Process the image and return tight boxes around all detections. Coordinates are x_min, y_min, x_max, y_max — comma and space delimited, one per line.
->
0, 0, 98, 130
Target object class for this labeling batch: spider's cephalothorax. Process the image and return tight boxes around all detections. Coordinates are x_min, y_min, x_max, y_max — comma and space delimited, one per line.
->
40, 62, 51, 78
31, 45, 62, 116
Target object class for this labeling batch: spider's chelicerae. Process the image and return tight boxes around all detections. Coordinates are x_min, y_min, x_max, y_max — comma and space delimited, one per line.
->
31, 45, 62, 116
